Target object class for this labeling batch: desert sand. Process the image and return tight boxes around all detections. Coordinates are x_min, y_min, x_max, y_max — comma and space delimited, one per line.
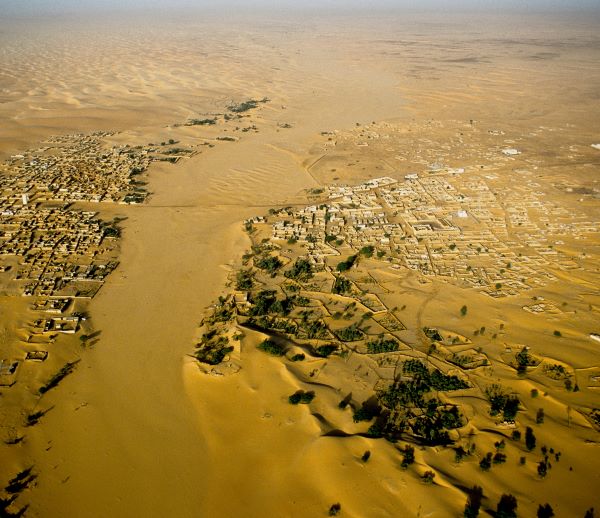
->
1, 9, 599, 518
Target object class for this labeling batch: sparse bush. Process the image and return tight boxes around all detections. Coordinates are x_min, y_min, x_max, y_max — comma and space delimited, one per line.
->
422, 470, 435, 484
290, 353, 305, 362
479, 452, 493, 471
525, 426, 536, 451
400, 445, 415, 468
536, 408, 545, 424
328, 503, 341, 516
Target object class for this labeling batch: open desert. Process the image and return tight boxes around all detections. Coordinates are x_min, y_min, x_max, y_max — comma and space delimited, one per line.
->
1, 5, 599, 518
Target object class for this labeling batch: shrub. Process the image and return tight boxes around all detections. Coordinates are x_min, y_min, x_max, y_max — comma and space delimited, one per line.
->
525, 426, 536, 451
285, 258, 313, 281
537, 503, 554, 518
359, 245, 374, 258
361, 450, 371, 462
493, 452, 507, 464
479, 452, 493, 471
290, 353, 305, 362
255, 255, 283, 273
328, 503, 341, 516
332, 276, 352, 295
400, 446, 415, 468
536, 408, 545, 424
464, 485, 483, 518
236, 269, 254, 290
336, 254, 357, 272
313, 344, 337, 358
422, 470, 435, 484
367, 337, 400, 354
257, 339, 285, 356
496, 494, 517, 518
460, 305, 468, 316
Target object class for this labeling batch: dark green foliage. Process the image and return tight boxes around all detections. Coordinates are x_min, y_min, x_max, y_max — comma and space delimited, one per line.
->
537, 503, 554, 518
332, 276, 352, 295
294, 296, 310, 306
328, 503, 341, 516
336, 254, 357, 272
485, 384, 520, 420
353, 404, 377, 423
257, 339, 285, 356
361, 450, 371, 462
496, 494, 518, 518
460, 305, 468, 316
186, 117, 217, 126
228, 98, 267, 113
536, 408, 545, 424
371, 361, 467, 444
400, 445, 415, 468
290, 353, 305, 362
334, 324, 364, 342
464, 485, 483, 518
537, 459, 549, 478
403, 360, 469, 391
285, 258, 314, 281
584, 508, 595, 518
422, 470, 435, 484
359, 245, 374, 258
516, 347, 535, 375
254, 255, 283, 274
296, 311, 329, 339
479, 452, 493, 471
39, 361, 79, 395
553, 330, 562, 337
236, 269, 254, 290
367, 336, 400, 354
325, 234, 337, 243
25, 410, 46, 427
249, 290, 293, 317
288, 392, 302, 404
423, 327, 443, 341
454, 446, 468, 463
493, 452, 507, 464
526, 426, 536, 451
313, 344, 338, 358
195, 331, 233, 365
412, 406, 460, 445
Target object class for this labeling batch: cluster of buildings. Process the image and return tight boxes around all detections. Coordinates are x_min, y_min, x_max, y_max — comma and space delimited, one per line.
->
268, 170, 596, 298
0, 132, 151, 360
3, 133, 151, 205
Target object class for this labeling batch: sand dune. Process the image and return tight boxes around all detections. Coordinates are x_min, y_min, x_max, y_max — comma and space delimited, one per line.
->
1, 9, 599, 518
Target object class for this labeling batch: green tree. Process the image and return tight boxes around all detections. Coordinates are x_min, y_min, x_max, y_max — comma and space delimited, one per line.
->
496, 494, 517, 518
464, 485, 483, 518
526, 426, 536, 451
460, 305, 468, 316
537, 503, 554, 517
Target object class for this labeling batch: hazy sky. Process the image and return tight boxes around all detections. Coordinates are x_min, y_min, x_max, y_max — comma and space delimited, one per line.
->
4, 0, 600, 15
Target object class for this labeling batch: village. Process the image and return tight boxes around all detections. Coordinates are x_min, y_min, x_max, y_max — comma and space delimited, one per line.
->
266, 169, 594, 299
0, 132, 154, 387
